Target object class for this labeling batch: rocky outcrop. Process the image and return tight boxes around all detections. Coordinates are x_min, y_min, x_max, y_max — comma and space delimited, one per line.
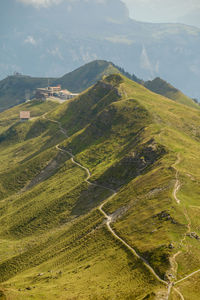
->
93, 139, 166, 189
187, 232, 200, 240
153, 210, 177, 225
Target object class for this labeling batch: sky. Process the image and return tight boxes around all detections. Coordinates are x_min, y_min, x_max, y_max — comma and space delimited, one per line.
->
122, 0, 200, 24
16, 0, 200, 27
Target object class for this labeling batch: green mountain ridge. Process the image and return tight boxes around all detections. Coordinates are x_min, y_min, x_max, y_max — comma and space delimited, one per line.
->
0, 74, 199, 299
144, 77, 199, 109
0, 60, 121, 112
53, 60, 122, 93
0, 60, 198, 113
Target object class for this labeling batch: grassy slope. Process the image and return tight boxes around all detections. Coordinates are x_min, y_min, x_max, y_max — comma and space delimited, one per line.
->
0, 100, 61, 199
0, 100, 58, 134
0, 75, 199, 299
54, 60, 121, 93
144, 77, 200, 110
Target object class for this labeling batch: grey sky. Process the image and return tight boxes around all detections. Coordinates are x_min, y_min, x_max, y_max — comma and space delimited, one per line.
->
122, 0, 200, 24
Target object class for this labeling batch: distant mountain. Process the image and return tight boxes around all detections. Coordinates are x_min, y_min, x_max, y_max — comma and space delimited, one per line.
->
1, 0, 200, 98
144, 77, 199, 109
178, 9, 200, 29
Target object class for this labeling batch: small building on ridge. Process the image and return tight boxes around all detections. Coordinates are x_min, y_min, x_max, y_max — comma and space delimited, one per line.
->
20, 111, 30, 121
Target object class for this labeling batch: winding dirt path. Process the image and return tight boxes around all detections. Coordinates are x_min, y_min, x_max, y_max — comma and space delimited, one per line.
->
173, 287, 185, 300
172, 154, 181, 205
45, 117, 169, 292
175, 269, 200, 285
45, 117, 200, 299
57, 146, 168, 286
170, 155, 200, 299
169, 154, 187, 299
46, 117, 200, 299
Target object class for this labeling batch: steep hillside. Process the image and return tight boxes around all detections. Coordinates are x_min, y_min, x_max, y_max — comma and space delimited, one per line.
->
0, 74, 199, 300
144, 77, 200, 109
0, 60, 141, 112
55, 60, 143, 93
54, 60, 121, 93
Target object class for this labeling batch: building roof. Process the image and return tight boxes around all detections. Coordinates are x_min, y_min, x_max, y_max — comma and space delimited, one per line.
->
37, 85, 61, 91
48, 86, 61, 90
20, 111, 30, 119
60, 89, 71, 95
37, 88, 48, 91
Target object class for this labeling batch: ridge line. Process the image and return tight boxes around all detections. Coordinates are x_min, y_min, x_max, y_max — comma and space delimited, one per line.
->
45, 117, 168, 287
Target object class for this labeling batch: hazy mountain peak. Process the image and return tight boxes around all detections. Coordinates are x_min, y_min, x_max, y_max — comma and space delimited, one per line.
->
1, 0, 200, 98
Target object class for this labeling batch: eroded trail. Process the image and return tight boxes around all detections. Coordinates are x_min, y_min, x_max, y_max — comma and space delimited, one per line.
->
51, 119, 200, 299
44, 117, 169, 289
170, 154, 200, 299
169, 154, 187, 300
57, 146, 168, 286
67, 143, 199, 299
45, 117, 200, 299
174, 287, 185, 300
175, 269, 200, 285
45, 116, 200, 300
172, 154, 181, 205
